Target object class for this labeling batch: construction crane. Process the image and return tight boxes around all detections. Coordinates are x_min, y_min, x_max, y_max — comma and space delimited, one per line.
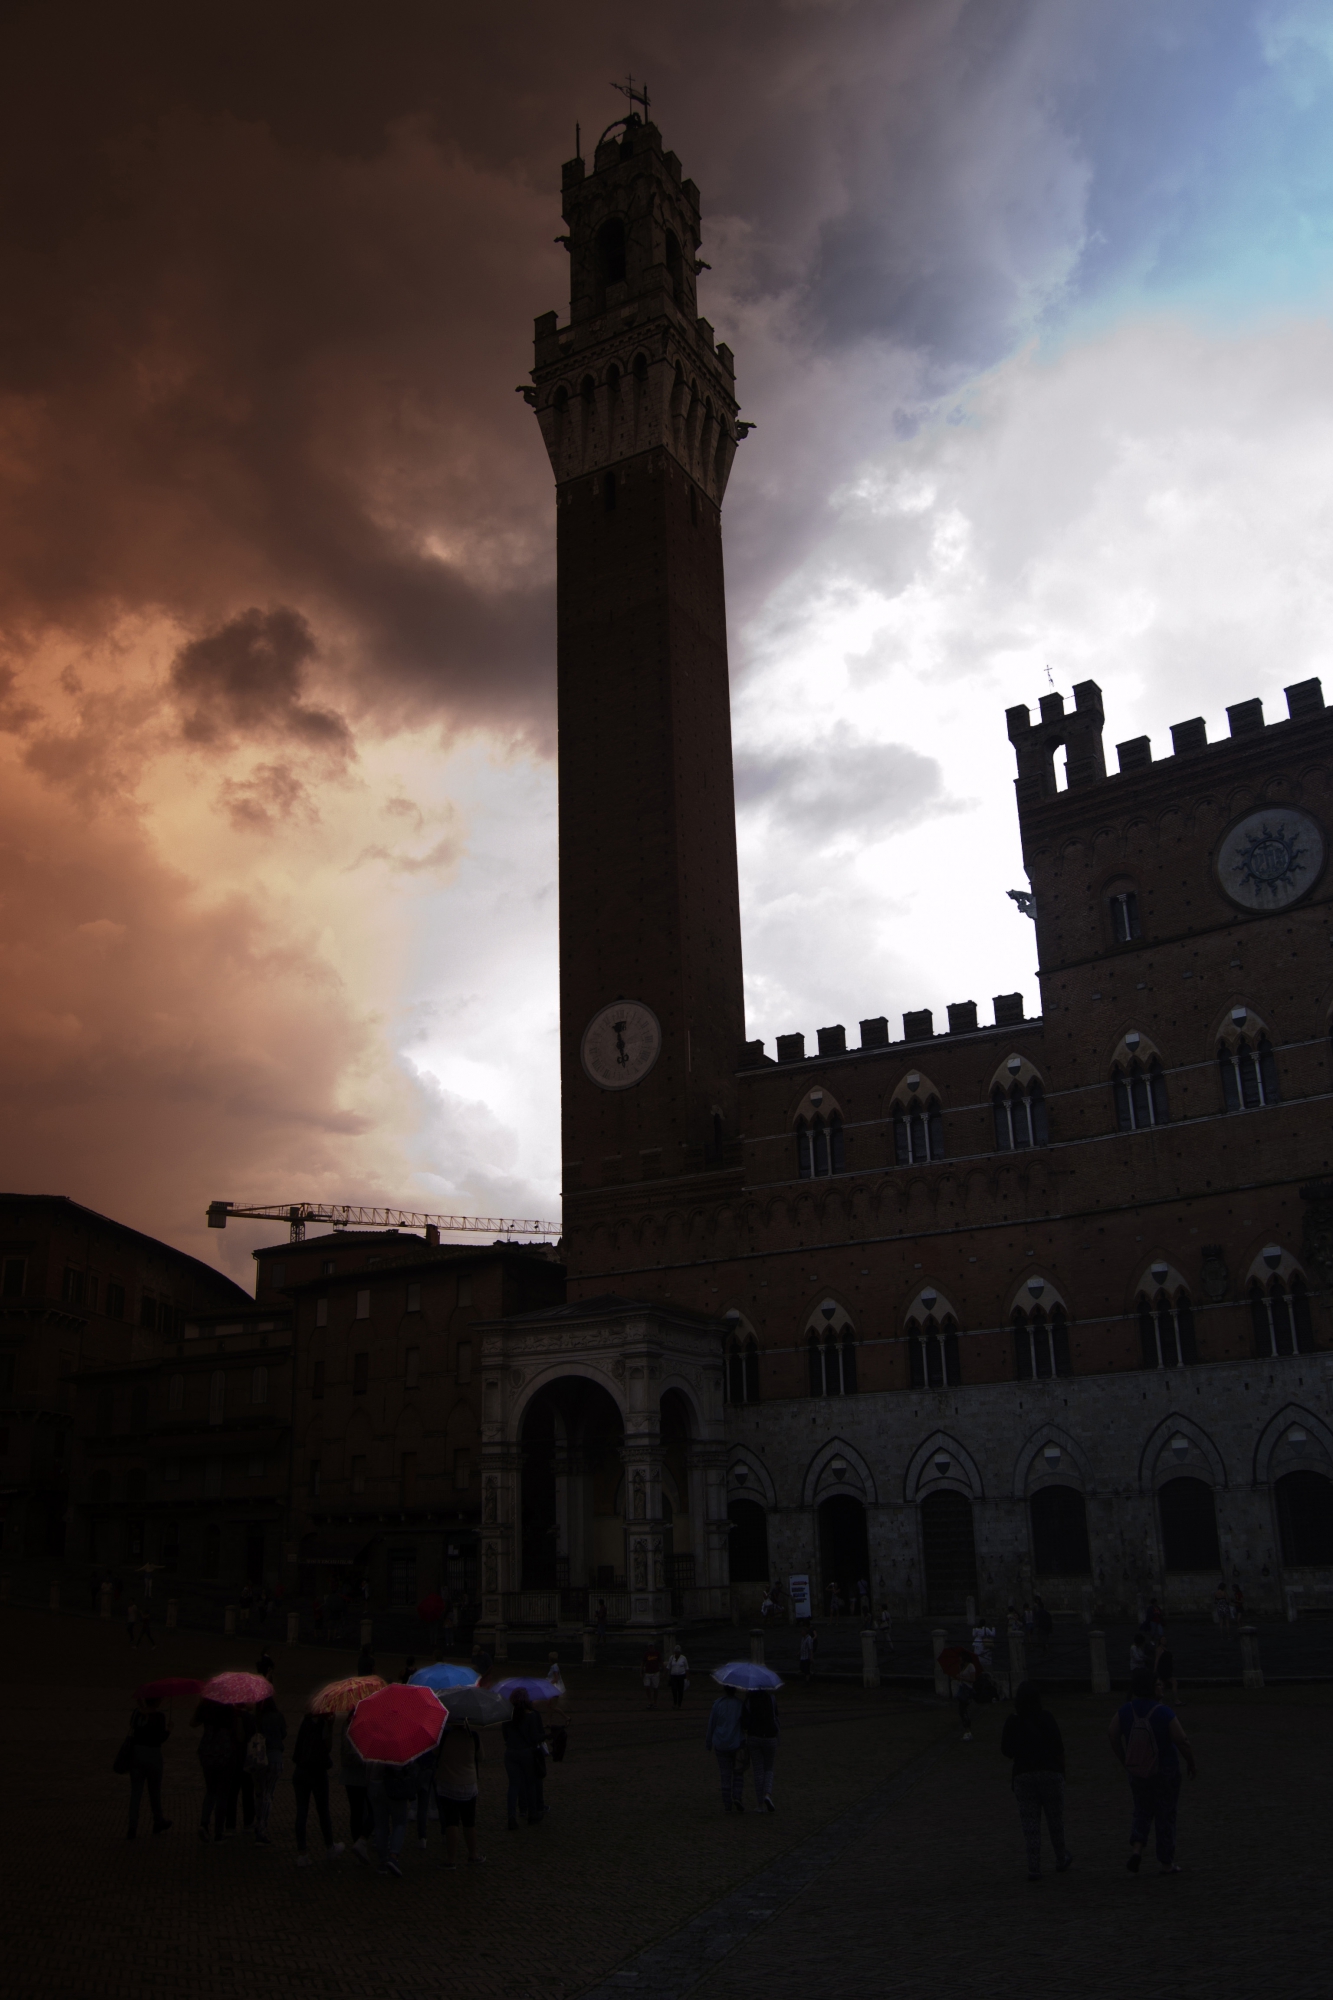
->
207, 1200, 560, 1244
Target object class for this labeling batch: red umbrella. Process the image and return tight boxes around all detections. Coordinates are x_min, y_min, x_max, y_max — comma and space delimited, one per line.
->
135, 1677, 203, 1701
937, 1647, 977, 1683
346, 1683, 447, 1765
201, 1671, 273, 1706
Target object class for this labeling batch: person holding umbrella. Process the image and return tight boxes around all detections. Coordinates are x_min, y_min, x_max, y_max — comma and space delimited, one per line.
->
344, 1682, 450, 1877
501, 1689, 547, 1829
252, 1696, 286, 1845
704, 1682, 747, 1814
744, 1682, 779, 1813
707, 1662, 783, 1814
291, 1708, 344, 1866
124, 1694, 172, 1838
433, 1685, 506, 1866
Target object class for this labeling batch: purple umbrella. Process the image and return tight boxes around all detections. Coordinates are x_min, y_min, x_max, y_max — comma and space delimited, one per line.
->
711, 1662, 783, 1691
490, 1676, 560, 1704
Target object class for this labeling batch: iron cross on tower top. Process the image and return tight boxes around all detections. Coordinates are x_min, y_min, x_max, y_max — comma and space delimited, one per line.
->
611, 74, 650, 120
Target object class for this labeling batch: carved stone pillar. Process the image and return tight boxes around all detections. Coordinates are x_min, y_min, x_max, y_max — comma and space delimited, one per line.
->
621, 1350, 670, 1627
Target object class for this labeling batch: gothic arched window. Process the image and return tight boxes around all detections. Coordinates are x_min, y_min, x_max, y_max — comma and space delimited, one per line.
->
908, 1314, 961, 1388
1219, 1033, 1280, 1110
1250, 1272, 1312, 1356
1114, 1057, 1169, 1131
805, 1303, 858, 1397
796, 1112, 845, 1178
993, 1079, 1049, 1150
1014, 1305, 1070, 1381
1108, 887, 1142, 943
1137, 1289, 1197, 1368
893, 1096, 945, 1165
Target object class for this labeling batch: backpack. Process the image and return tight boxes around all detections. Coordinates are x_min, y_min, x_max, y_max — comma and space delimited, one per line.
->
244, 1731, 269, 1772
1124, 1703, 1161, 1779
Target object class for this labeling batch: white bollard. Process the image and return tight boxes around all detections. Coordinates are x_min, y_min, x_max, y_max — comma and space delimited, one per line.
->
286, 1611, 300, 1645
860, 1628, 880, 1689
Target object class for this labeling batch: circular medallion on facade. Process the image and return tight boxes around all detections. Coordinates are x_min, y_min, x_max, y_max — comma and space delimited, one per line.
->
1215, 807, 1325, 911
580, 999, 662, 1090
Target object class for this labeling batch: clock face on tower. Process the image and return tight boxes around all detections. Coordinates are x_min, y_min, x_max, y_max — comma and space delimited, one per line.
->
581, 1000, 662, 1090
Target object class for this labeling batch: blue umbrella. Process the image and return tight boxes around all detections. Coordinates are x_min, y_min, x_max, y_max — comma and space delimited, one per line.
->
711, 1661, 784, 1691
409, 1662, 480, 1692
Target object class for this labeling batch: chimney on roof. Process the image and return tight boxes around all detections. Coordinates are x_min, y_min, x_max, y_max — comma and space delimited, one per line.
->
425, 1225, 440, 1247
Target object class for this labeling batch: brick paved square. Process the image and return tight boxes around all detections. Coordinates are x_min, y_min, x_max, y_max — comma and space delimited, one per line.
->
7, 1609, 1333, 2000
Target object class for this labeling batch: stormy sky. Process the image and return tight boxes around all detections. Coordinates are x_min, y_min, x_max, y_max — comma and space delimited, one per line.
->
3, 1, 1332, 1283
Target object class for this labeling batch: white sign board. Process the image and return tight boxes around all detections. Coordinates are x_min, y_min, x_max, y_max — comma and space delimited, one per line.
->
788, 1573, 812, 1619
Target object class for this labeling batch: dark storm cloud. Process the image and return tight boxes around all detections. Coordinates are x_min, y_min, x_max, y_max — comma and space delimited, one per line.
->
172, 608, 351, 751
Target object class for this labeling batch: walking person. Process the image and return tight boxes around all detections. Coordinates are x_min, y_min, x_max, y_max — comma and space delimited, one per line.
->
291, 1709, 345, 1866
1001, 1682, 1073, 1881
667, 1642, 690, 1709
1110, 1667, 1197, 1874
642, 1637, 663, 1708
252, 1696, 285, 1845
744, 1686, 779, 1813
125, 1695, 172, 1838
951, 1649, 980, 1742
437, 1718, 487, 1867
228, 1705, 258, 1836
798, 1627, 814, 1683
194, 1699, 237, 1844
705, 1683, 747, 1814
545, 1660, 570, 1763
502, 1690, 547, 1829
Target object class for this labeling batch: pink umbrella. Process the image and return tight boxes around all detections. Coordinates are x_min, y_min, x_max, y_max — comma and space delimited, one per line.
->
346, 1683, 447, 1766
201, 1671, 273, 1706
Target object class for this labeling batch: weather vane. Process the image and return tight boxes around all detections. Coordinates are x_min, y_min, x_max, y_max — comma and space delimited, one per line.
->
611, 74, 650, 120
1045, 664, 1055, 688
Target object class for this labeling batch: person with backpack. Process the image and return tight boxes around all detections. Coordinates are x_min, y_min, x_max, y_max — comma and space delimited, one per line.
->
1000, 1682, 1072, 1881
437, 1718, 487, 1867
502, 1690, 548, 1829
193, 1699, 238, 1843
251, 1697, 286, 1844
1109, 1666, 1197, 1874
743, 1686, 779, 1812
124, 1694, 172, 1838
291, 1710, 345, 1866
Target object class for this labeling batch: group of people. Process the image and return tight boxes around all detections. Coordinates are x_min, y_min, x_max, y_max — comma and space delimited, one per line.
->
121, 1650, 570, 1869
1000, 1670, 1197, 1881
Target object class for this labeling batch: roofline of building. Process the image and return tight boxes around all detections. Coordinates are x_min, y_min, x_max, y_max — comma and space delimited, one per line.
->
0, 1193, 251, 1303
273, 1244, 568, 1292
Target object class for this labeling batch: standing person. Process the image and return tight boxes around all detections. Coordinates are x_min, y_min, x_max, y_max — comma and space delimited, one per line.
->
229, 1706, 258, 1837
252, 1696, 285, 1845
341, 1711, 373, 1862
291, 1709, 345, 1866
798, 1627, 814, 1683
255, 1646, 275, 1681
1212, 1582, 1230, 1629
704, 1683, 747, 1814
194, 1699, 236, 1844
1109, 1667, 1197, 1875
502, 1690, 547, 1829
952, 1650, 980, 1742
366, 1755, 415, 1877
545, 1657, 570, 1763
125, 1695, 172, 1838
413, 1743, 440, 1852
1001, 1682, 1073, 1881
398, 1656, 417, 1685
436, 1719, 486, 1867
744, 1686, 779, 1813
667, 1642, 690, 1709
1230, 1580, 1245, 1625
642, 1637, 663, 1709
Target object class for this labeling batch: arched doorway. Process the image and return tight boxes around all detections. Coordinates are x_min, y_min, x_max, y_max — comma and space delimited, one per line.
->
817, 1495, 869, 1611
920, 1490, 977, 1613
1276, 1470, 1333, 1565
1030, 1486, 1091, 1576
518, 1378, 624, 1591
1158, 1477, 1220, 1571
728, 1498, 769, 1582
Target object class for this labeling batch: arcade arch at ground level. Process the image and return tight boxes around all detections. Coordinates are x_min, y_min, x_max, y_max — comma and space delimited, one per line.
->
475, 1298, 730, 1635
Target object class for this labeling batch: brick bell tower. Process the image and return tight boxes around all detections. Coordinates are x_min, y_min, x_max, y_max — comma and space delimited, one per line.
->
526, 112, 748, 1247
